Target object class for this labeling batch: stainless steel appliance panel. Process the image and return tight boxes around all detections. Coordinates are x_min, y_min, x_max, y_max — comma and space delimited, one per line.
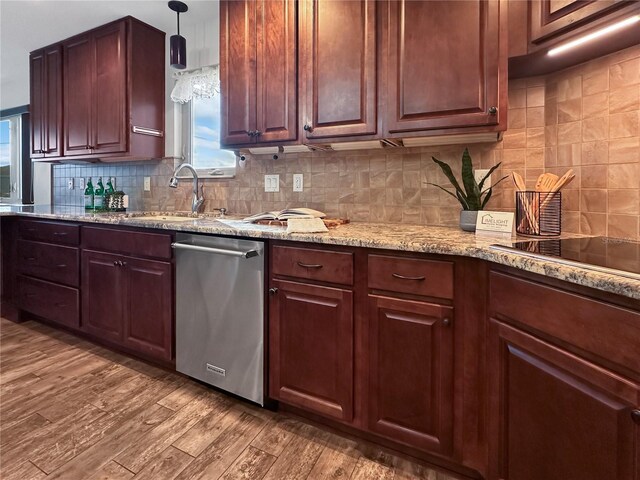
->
174, 233, 264, 405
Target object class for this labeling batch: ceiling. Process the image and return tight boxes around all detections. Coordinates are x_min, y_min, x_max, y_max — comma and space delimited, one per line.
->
0, 0, 218, 109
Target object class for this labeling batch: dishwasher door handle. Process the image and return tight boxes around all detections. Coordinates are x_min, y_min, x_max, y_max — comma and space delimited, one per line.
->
171, 242, 260, 258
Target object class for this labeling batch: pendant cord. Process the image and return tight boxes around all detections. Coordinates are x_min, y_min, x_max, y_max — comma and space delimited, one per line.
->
177, 12, 180, 36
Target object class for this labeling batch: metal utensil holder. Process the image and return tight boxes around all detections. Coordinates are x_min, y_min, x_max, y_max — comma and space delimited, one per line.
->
516, 191, 561, 236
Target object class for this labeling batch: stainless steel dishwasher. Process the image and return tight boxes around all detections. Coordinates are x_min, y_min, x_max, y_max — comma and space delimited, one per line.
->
173, 233, 265, 405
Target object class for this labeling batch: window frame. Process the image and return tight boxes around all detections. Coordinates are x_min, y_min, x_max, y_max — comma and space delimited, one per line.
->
0, 115, 22, 203
179, 95, 236, 180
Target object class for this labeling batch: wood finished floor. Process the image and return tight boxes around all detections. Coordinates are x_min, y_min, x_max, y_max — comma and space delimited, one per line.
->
0, 318, 460, 480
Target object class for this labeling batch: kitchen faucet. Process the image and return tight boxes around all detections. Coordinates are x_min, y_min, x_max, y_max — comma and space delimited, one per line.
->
169, 163, 204, 213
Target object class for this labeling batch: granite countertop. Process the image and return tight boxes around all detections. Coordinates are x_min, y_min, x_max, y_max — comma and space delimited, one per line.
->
2, 204, 639, 301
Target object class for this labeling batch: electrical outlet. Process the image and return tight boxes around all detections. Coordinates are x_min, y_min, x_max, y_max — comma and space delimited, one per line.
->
264, 174, 279, 192
78, 177, 85, 190
67, 178, 74, 190
293, 174, 303, 192
475, 169, 491, 189
144, 177, 151, 192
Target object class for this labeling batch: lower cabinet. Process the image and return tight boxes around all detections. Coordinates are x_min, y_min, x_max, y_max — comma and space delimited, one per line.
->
368, 295, 454, 455
269, 278, 354, 422
82, 250, 173, 362
82, 251, 123, 342
488, 318, 640, 480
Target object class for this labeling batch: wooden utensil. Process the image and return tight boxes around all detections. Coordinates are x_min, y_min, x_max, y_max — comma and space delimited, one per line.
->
512, 172, 526, 191
535, 173, 559, 192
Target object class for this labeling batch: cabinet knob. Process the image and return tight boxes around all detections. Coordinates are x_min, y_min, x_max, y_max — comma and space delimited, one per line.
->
113, 261, 119, 266
632, 409, 640, 424
303, 123, 313, 132
488, 106, 498, 115
269, 287, 278, 295
442, 318, 452, 327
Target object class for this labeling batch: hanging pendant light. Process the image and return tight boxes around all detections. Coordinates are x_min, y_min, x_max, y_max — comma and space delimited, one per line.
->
168, 1, 188, 69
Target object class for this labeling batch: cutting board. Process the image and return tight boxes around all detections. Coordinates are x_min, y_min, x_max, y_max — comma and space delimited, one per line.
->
254, 218, 350, 228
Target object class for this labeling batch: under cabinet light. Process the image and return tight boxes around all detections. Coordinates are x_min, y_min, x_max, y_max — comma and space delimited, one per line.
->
548, 15, 640, 56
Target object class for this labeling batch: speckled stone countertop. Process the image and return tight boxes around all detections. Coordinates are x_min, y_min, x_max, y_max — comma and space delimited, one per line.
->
2, 205, 639, 301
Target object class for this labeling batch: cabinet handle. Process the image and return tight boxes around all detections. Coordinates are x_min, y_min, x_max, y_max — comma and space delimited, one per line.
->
254, 130, 262, 137
303, 124, 313, 132
269, 287, 278, 295
25, 257, 37, 261
488, 106, 498, 115
392, 273, 425, 281
120, 261, 127, 267
442, 318, 452, 327
53, 232, 68, 236
56, 264, 67, 268
113, 261, 119, 266
297, 261, 323, 269
55, 303, 67, 308
632, 409, 640, 424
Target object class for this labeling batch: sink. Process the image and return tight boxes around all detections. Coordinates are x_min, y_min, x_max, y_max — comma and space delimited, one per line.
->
128, 215, 199, 223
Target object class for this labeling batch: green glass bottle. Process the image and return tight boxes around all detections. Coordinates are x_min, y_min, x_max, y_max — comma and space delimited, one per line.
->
84, 177, 94, 210
94, 177, 105, 210
106, 178, 115, 195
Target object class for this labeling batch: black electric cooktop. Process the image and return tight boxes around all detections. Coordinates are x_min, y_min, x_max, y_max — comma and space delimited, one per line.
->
491, 236, 640, 281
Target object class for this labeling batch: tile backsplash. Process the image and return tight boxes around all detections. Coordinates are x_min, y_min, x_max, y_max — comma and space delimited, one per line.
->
53, 44, 640, 239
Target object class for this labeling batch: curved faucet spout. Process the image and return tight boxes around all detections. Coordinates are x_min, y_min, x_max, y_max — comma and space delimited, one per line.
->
169, 163, 204, 213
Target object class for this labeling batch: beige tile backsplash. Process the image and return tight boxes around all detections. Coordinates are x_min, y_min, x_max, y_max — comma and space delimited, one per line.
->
54, 45, 640, 239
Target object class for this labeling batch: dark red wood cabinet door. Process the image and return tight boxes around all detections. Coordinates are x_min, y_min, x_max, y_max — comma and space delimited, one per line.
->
384, 0, 502, 133
302, 0, 377, 139
81, 250, 124, 343
488, 319, 639, 480
92, 21, 127, 155
122, 258, 173, 362
63, 34, 93, 156
269, 279, 354, 422
255, 0, 297, 143
44, 45, 63, 158
530, 0, 633, 44
29, 50, 45, 159
220, 0, 256, 146
367, 295, 454, 455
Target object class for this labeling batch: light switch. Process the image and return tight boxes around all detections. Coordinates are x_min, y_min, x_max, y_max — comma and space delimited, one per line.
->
78, 177, 85, 190
264, 174, 279, 192
144, 177, 151, 191
293, 174, 303, 192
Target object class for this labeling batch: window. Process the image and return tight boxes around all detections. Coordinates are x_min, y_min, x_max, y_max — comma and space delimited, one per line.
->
0, 116, 22, 202
181, 95, 236, 178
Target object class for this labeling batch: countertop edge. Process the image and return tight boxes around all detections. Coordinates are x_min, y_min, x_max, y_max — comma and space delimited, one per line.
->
3, 209, 639, 302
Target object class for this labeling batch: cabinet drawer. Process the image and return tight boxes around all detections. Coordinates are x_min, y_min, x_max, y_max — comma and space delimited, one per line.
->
82, 226, 172, 260
17, 275, 79, 328
272, 245, 354, 286
368, 255, 454, 299
490, 271, 640, 374
17, 240, 79, 287
18, 219, 80, 245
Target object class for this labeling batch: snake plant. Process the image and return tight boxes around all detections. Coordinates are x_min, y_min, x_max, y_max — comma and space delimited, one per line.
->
428, 148, 508, 211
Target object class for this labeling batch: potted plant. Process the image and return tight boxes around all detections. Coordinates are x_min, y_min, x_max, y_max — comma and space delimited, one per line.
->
428, 148, 508, 232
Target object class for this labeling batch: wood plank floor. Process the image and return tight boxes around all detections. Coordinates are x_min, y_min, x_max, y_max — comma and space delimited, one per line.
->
0, 318, 460, 480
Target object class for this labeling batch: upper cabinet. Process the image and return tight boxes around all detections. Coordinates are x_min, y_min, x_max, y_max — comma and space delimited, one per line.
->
30, 17, 165, 162
30, 46, 62, 159
220, 0, 507, 149
220, 0, 298, 146
384, 0, 504, 135
300, 0, 378, 140
530, 0, 635, 45
509, 1, 640, 77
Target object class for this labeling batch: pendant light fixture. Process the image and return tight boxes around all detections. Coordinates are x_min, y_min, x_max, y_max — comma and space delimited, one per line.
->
168, 1, 188, 69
